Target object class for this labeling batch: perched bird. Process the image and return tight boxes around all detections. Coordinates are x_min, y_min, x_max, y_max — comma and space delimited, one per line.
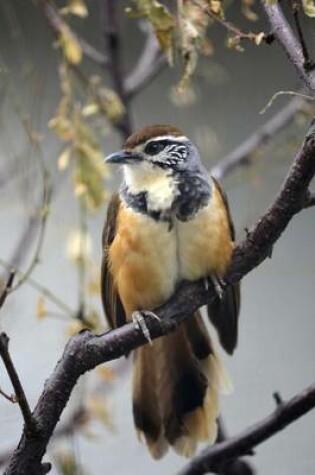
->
101, 125, 240, 459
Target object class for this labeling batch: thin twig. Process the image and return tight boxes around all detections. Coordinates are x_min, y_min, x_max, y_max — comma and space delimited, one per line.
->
0, 257, 75, 317
0, 270, 15, 309
4, 119, 315, 475
261, 0, 315, 91
291, 0, 314, 71
177, 382, 315, 475
40, 0, 108, 66
0, 333, 37, 435
0, 387, 17, 404
99, 0, 133, 139
192, 0, 264, 43
9, 160, 52, 293
210, 93, 308, 180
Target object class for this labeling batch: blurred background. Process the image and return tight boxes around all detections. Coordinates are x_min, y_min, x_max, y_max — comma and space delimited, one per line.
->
0, 1, 315, 474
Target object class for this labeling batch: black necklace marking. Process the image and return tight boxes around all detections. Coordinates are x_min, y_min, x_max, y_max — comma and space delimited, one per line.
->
121, 186, 173, 229
120, 169, 211, 226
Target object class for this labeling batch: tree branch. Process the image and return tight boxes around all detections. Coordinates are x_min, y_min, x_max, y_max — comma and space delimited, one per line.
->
4, 118, 315, 474
261, 0, 315, 91
290, 0, 314, 71
39, 0, 108, 66
210, 93, 308, 180
0, 333, 37, 435
124, 21, 166, 99
0, 270, 15, 309
193, 0, 265, 44
99, 0, 133, 139
177, 383, 315, 475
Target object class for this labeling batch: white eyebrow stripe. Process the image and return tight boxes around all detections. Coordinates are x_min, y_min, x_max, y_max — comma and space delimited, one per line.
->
146, 135, 188, 143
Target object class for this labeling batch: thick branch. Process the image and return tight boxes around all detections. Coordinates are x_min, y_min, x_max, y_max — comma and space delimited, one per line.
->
210, 94, 308, 180
261, 0, 315, 91
178, 383, 315, 475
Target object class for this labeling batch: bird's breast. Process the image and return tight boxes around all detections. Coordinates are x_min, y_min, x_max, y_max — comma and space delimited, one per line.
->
109, 185, 232, 316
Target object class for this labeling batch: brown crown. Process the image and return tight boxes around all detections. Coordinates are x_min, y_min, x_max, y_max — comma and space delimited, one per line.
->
124, 125, 184, 150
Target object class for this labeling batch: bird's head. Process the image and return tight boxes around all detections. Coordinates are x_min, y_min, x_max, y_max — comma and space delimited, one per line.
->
106, 125, 210, 215
105, 125, 202, 178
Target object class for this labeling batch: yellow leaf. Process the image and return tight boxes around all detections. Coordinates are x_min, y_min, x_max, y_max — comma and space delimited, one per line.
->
255, 32, 265, 45
67, 0, 88, 17
58, 147, 71, 170
66, 320, 85, 336
302, 0, 315, 16
210, 0, 223, 16
242, 0, 258, 21
66, 229, 92, 264
36, 296, 47, 319
59, 25, 82, 64
49, 116, 74, 142
54, 450, 77, 475
96, 366, 116, 382
86, 395, 115, 432
81, 103, 100, 117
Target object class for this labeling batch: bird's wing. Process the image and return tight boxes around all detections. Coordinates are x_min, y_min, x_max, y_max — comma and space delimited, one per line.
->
207, 177, 240, 355
101, 192, 126, 329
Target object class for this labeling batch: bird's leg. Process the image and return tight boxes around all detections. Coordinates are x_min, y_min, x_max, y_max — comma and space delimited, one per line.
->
131, 310, 160, 346
205, 274, 226, 300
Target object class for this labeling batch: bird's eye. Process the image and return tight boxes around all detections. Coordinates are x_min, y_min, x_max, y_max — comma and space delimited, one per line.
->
144, 141, 164, 156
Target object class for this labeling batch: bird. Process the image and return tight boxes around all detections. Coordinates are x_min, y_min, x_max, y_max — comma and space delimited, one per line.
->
101, 124, 240, 459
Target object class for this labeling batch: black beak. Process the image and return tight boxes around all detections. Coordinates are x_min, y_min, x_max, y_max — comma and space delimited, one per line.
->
105, 150, 142, 165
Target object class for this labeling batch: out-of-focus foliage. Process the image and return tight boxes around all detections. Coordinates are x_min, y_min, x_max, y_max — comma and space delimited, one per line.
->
49, 64, 108, 210
302, 0, 315, 17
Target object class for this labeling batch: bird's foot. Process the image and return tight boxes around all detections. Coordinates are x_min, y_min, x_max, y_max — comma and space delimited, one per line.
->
131, 310, 160, 346
205, 274, 226, 300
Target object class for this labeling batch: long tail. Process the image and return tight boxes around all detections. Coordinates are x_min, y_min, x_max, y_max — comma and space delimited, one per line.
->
132, 312, 231, 459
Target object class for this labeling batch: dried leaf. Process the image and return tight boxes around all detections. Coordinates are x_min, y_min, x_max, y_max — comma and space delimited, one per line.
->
59, 25, 82, 64
81, 103, 100, 117
66, 229, 92, 264
66, 320, 86, 336
302, 0, 315, 17
131, 1, 175, 54
58, 147, 71, 170
54, 450, 81, 475
36, 296, 47, 319
255, 32, 265, 45
210, 0, 224, 17
49, 116, 74, 142
86, 395, 115, 432
66, 0, 88, 17
85, 308, 101, 331
242, 0, 258, 21
96, 366, 116, 382
227, 35, 244, 52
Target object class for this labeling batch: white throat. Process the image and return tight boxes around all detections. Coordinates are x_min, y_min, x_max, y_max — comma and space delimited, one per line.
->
123, 164, 179, 212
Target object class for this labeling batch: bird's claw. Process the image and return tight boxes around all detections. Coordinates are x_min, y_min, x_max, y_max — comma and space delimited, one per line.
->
131, 311, 160, 346
205, 275, 226, 300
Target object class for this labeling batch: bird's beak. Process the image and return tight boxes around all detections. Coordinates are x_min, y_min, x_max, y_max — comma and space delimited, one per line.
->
105, 150, 142, 165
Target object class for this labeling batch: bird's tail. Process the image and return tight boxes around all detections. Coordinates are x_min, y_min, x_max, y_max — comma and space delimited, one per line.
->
132, 311, 231, 459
